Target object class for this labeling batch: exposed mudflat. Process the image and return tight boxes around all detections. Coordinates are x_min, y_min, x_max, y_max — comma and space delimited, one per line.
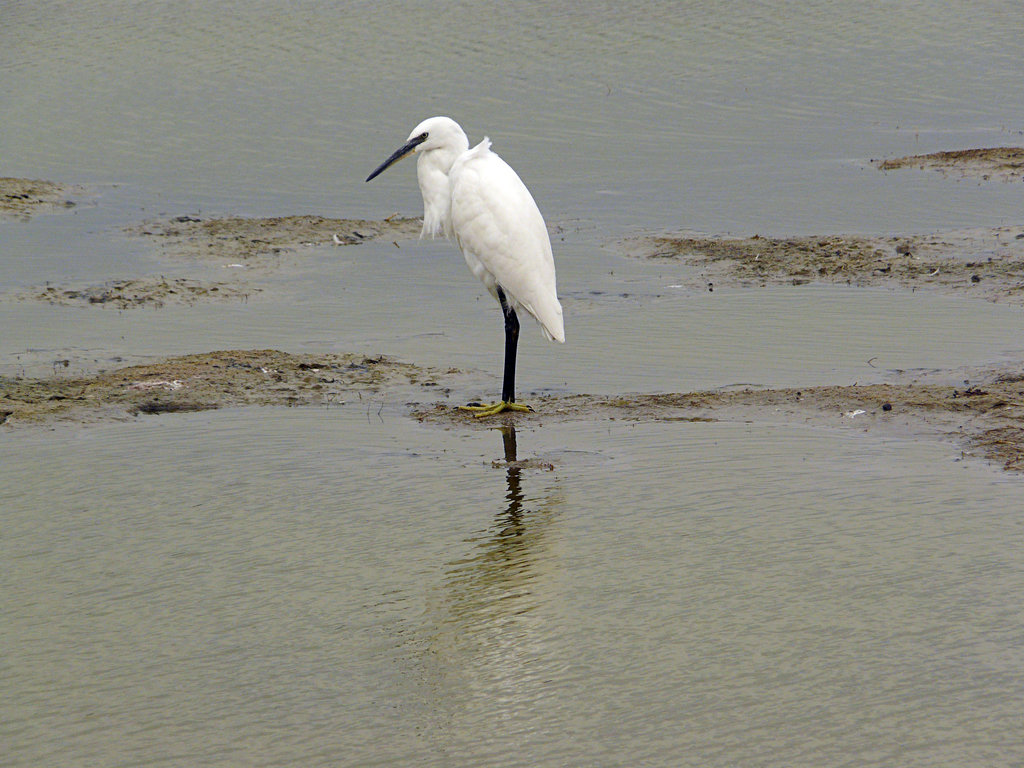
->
415, 360, 1024, 472
4, 163, 1024, 473
3, 349, 1023, 472
127, 214, 421, 268
0, 177, 80, 218
618, 216, 1024, 472
0, 350, 448, 425
628, 225, 1024, 303
874, 147, 1024, 182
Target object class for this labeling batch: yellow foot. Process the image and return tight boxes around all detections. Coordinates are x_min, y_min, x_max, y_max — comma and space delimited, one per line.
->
457, 400, 534, 418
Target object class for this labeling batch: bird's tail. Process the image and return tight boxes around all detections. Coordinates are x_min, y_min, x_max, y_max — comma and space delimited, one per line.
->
537, 303, 565, 343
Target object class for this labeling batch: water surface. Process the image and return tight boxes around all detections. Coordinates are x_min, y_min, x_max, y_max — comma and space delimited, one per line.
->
3, 2, 1024, 765
2, 409, 1022, 766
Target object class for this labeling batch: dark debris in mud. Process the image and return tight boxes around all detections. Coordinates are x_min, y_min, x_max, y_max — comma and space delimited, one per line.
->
0, 177, 79, 218
0, 350, 443, 424
12, 277, 258, 309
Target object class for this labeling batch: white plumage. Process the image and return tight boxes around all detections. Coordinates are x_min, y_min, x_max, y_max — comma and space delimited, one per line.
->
366, 116, 564, 415
449, 136, 564, 343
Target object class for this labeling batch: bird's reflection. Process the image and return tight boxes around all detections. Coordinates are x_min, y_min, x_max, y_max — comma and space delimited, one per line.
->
443, 426, 556, 603
419, 425, 563, 724
497, 425, 525, 535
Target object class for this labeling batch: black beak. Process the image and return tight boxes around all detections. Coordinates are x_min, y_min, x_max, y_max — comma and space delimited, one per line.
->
365, 132, 428, 182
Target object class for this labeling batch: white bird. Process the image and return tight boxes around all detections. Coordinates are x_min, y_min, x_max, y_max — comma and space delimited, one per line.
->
366, 116, 564, 417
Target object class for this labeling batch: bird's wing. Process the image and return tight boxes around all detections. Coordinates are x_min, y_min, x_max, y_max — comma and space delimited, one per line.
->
450, 142, 564, 342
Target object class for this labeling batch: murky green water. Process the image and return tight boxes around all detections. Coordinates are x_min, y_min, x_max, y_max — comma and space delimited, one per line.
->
3, 2, 1024, 766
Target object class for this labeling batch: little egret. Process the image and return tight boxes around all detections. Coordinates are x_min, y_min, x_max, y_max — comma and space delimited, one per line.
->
366, 116, 564, 417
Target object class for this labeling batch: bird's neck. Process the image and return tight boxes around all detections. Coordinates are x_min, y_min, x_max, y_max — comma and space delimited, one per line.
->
416, 141, 466, 238
417, 162, 451, 238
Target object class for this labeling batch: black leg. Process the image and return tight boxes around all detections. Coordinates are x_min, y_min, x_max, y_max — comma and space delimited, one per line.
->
497, 287, 519, 403
457, 289, 531, 416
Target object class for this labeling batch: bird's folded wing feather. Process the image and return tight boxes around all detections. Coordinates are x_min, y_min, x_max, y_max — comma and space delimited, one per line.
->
450, 147, 564, 342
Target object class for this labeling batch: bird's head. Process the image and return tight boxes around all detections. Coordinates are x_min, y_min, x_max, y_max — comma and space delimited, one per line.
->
365, 116, 469, 182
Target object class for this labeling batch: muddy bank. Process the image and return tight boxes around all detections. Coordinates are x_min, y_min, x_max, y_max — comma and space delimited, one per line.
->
3, 349, 1023, 473
7, 277, 257, 309
874, 147, 1024, 182
0, 349, 448, 424
0, 177, 80, 218
127, 214, 421, 267
417, 361, 1024, 473
627, 225, 1024, 303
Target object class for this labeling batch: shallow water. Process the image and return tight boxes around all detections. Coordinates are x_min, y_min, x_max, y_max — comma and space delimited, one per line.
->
3, 2, 1024, 766
3, 1, 1023, 233
3, 409, 1023, 767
